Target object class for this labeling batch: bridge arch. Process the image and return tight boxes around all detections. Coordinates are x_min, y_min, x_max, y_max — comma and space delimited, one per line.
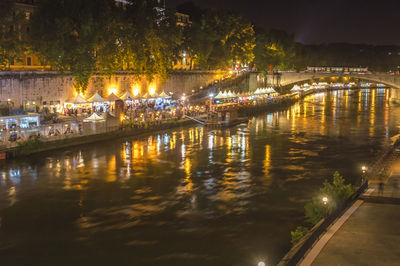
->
274, 72, 400, 90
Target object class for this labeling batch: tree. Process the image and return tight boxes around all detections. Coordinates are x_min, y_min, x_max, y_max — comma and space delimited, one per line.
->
29, 0, 120, 93
183, 12, 219, 69
211, 11, 255, 68
123, 0, 182, 82
254, 29, 296, 72
183, 9, 255, 70
0, 0, 24, 70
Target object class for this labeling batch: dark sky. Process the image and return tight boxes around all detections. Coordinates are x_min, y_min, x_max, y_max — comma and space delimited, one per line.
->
167, 0, 400, 45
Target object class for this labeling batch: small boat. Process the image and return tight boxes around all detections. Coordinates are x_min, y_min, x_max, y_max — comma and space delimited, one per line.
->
205, 110, 248, 128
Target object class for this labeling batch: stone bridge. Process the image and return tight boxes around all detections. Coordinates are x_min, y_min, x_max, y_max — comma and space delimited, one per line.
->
262, 72, 400, 100
264, 72, 400, 89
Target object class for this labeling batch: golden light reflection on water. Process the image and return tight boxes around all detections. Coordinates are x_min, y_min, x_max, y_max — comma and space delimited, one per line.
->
106, 155, 117, 182
1, 88, 397, 214
264, 145, 271, 176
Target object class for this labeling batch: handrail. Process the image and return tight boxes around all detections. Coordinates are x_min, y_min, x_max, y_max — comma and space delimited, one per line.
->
183, 115, 206, 125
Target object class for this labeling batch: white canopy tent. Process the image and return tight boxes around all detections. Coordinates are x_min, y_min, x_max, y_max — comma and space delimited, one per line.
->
107, 93, 122, 102
291, 85, 302, 92
120, 91, 135, 101
87, 92, 106, 103
83, 113, 105, 122
159, 91, 171, 99
65, 94, 89, 105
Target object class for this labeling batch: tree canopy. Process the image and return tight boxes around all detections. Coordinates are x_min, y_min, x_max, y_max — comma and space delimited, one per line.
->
3, 0, 399, 92
0, 0, 24, 70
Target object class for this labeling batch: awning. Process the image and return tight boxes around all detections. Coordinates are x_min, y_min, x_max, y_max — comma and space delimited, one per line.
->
87, 92, 106, 103
159, 91, 171, 98
120, 91, 135, 101
65, 94, 89, 104
107, 93, 121, 101
83, 113, 105, 122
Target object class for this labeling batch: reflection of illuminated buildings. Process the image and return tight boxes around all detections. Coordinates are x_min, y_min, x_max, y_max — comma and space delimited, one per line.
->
264, 145, 271, 176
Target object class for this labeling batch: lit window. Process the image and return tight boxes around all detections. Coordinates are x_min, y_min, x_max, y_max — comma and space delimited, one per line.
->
25, 12, 31, 20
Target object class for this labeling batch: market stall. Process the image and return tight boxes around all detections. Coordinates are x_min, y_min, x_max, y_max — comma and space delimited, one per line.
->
64, 94, 91, 115
87, 92, 107, 112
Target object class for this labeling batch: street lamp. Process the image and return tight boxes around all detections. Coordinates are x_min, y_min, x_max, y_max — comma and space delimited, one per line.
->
209, 93, 214, 112
361, 165, 367, 174
322, 196, 329, 218
361, 165, 367, 185
258, 262, 265, 266
322, 196, 328, 205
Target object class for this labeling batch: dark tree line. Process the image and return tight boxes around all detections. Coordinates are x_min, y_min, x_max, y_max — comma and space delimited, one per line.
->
1, 0, 400, 93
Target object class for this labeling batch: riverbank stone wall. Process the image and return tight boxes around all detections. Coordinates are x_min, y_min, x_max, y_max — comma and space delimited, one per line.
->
0, 71, 228, 107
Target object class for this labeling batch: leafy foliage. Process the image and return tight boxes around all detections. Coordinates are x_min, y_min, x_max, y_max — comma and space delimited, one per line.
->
0, 0, 24, 70
305, 171, 354, 226
254, 29, 296, 73
291, 171, 355, 246
181, 7, 255, 70
29, 0, 120, 92
291, 226, 309, 245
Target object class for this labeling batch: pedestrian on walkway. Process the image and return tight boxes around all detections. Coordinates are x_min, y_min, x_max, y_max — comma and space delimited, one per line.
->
378, 180, 385, 196
392, 179, 398, 197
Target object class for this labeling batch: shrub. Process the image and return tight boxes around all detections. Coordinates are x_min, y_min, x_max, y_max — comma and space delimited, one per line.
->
304, 171, 354, 226
291, 226, 309, 245
291, 171, 355, 246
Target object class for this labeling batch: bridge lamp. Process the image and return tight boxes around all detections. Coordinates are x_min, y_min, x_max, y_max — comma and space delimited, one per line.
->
258, 262, 265, 266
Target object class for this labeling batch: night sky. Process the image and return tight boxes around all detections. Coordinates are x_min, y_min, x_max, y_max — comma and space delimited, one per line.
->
167, 0, 400, 45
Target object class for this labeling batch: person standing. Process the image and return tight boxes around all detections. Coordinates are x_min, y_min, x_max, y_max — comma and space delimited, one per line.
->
378, 180, 385, 196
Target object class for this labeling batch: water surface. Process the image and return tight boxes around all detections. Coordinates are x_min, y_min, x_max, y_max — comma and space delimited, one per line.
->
0, 89, 397, 265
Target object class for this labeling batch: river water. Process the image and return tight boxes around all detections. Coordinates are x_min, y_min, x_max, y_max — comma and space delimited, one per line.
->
0, 89, 398, 266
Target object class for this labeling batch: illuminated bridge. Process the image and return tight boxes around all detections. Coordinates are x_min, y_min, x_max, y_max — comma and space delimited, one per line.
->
261, 72, 400, 99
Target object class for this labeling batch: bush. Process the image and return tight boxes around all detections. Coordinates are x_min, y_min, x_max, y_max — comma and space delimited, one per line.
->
291, 226, 309, 245
320, 171, 354, 209
291, 171, 355, 246
304, 171, 354, 226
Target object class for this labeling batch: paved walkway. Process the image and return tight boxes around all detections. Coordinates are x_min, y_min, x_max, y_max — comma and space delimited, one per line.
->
309, 202, 400, 266
300, 160, 400, 266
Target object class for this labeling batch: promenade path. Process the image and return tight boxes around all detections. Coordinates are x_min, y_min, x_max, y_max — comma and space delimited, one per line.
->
300, 161, 400, 265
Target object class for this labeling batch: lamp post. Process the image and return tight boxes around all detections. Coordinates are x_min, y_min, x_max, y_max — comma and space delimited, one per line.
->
322, 196, 329, 218
7, 99, 11, 115
181, 94, 186, 117
361, 165, 367, 185
209, 93, 214, 112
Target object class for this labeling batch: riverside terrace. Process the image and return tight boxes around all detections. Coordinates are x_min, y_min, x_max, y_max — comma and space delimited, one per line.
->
0, 81, 393, 155
0, 88, 298, 157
